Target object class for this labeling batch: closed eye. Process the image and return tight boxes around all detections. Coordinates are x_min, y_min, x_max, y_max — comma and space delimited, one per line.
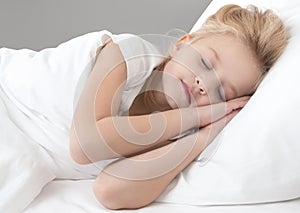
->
201, 57, 212, 70
218, 87, 226, 101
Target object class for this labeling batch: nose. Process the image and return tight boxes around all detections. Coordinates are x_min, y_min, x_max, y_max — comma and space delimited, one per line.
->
194, 76, 207, 95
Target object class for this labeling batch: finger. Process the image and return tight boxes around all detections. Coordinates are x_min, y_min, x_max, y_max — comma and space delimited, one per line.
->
224, 108, 241, 123
227, 99, 248, 111
228, 95, 251, 103
199, 102, 227, 126
202, 109, 241, 140
226, 97, 250, 113
198, 98, 246, 127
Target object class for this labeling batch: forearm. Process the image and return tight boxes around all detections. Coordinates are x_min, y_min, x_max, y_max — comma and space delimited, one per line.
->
93, 97, 248, 160
95, 107, 199, 158
70, 96, 201, 163
72, 101, 231, 163
93, 129, 208, 210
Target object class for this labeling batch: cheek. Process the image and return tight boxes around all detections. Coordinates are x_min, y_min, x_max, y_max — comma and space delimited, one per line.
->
165, 64, 200, 90
164, 59, 190, 79
164, 60, 179, 76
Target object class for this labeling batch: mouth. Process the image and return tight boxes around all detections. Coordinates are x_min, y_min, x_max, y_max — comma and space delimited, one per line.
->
181, 80, 191, 105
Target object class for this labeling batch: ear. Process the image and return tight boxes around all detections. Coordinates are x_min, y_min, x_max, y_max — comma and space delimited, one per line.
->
169, 34, 192, 56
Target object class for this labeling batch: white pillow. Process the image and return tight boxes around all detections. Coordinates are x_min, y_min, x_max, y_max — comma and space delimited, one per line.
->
156, 0, 300, 205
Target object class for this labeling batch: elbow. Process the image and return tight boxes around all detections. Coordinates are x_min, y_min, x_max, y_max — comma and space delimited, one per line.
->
93, 184, 122, 210
69, 143, 91, 165
93, 173, 150, 210
69, 123, 92, 165
69, 142, 92, 165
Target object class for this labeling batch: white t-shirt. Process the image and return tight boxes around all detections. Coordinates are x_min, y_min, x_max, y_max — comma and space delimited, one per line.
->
0, 30, 164, 179
104, 32, 165, 115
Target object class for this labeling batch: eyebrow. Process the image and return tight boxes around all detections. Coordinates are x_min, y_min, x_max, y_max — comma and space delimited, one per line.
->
208, 47, 220, 62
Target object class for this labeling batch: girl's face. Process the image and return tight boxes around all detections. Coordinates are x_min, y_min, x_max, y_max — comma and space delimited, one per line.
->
162, 34, 262, 108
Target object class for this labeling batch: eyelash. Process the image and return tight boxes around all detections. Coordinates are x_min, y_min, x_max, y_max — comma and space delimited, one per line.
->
201, 57, 212, 70
218, 88, 226, 101
201, 55, 224, 101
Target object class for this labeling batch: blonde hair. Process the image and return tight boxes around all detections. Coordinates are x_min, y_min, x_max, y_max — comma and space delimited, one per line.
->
142, 4, 288, 111
194, 4, 287, 73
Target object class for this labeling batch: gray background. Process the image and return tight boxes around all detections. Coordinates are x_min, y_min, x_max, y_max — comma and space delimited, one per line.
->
0, 0, 211, 50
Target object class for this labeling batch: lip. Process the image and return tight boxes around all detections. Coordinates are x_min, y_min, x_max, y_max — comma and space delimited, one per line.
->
181, 80, 191, 105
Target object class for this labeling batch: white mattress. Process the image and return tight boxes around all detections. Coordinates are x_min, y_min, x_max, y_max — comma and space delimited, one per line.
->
23, 179, 300, 213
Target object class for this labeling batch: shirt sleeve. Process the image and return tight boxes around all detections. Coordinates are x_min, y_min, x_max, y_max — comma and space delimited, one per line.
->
102, 32, 165, 114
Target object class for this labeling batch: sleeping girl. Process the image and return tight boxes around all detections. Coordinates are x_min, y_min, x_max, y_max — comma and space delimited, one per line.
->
0, 4, 287, 212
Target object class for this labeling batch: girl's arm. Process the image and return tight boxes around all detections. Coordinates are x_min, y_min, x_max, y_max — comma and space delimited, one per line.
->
69, 38, 248, 164
93, 109, 240, 210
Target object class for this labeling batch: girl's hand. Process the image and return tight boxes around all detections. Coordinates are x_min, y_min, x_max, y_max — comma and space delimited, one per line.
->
196, 96, 250, 127
198, 108, 242, 147
204, 108, 241, 139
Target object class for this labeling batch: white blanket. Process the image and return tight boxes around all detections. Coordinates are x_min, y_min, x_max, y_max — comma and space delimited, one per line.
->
0, 87, 56, 213
23, 179, 300, 213
0, 29, 171, 213
0, 31, 115, 213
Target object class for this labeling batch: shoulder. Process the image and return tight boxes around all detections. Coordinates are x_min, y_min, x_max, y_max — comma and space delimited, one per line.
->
104, 33, 164, 87
109, 33, 163, 61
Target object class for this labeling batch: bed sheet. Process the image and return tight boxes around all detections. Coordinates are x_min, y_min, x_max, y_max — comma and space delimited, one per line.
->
23, 179, 300, 213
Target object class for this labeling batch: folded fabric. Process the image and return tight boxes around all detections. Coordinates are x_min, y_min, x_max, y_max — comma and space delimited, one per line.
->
0, 87, 56, 213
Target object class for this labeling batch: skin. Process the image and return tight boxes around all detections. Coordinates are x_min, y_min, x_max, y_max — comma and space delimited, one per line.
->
70, 33, 262, 209
159, 33, 262, 109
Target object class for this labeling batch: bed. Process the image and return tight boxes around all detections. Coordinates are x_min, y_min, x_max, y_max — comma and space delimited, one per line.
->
23, 179, 300, 213
1, 0, 300, 212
